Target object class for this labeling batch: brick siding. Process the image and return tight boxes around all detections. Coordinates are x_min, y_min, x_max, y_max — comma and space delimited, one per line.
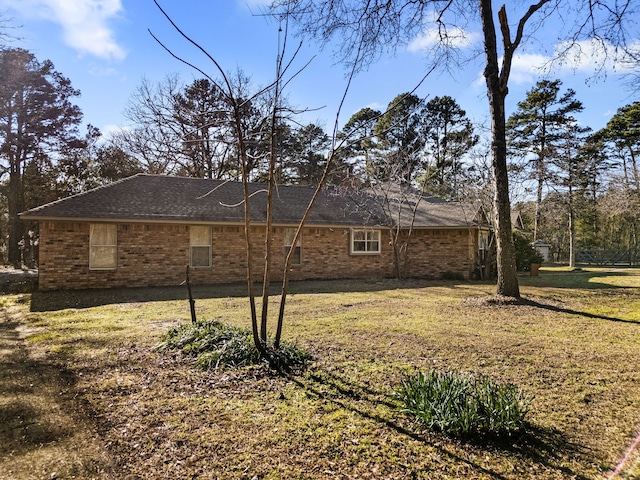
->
37, 221, 477, 291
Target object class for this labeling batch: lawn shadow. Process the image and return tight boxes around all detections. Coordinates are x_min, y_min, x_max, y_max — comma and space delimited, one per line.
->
520, 297, 640, 324
0, 318, 78, 456
29, 277, 458, 312
291, 367, 593, 480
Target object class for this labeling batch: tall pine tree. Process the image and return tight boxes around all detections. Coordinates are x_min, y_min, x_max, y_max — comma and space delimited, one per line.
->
507, 79, 583, 241
0, 48, 84, 266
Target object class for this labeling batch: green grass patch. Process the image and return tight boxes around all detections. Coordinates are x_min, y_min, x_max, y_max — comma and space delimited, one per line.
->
5, 270, 640, 479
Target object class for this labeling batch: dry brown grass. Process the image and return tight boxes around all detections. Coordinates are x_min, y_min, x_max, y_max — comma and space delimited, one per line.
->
1, 267, 640, 479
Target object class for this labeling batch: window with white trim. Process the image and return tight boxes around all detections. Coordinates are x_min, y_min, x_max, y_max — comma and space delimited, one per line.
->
350, 228, 381, 254
89, 224, 117, 269
478, 231, 489, 251
284, 228, 302, 265
190, 226, 211, 267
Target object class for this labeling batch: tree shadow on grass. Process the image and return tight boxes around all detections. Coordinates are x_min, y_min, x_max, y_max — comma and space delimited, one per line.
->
474, 295, 640, 325
522, 297, 640, 324
291, 367, 593, 480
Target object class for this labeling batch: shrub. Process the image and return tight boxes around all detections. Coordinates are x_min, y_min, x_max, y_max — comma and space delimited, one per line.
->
396, 369, 531, 438
513, 231, 545, 271
158, 319, 311, 372
441, 271, 465, 281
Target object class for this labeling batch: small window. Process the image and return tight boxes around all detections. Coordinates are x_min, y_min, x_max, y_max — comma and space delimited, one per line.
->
479, 231, 489, 251
284, 228, 302, 265
190, 226, 211, 267
90, 224, 117, 269
351, 229, 381, 254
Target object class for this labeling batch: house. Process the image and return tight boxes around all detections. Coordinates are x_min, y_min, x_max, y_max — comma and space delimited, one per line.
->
20, 174, 491, 291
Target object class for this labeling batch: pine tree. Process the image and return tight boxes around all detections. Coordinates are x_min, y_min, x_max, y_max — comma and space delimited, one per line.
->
507, 79, 583, 241
0, 48, 84, 266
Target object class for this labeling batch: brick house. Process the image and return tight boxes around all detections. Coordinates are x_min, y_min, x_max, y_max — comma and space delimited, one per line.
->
20, 174, 491, 291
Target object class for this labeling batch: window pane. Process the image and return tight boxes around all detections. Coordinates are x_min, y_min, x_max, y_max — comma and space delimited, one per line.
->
90, 246, 116, 269
353, 230, 366, 241
90, 224, 116, 246
190, 226, 211, 246
368, 241, 379, 252
353, 241, 366, 252
284, 228, 301, 247
191, 246, 211, 267
284, 246, 301, 264
90, 224, 116, 269
293, 246, 301, 264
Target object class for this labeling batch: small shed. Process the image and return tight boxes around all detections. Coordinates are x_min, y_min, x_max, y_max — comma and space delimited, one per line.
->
532, 239, 552, 263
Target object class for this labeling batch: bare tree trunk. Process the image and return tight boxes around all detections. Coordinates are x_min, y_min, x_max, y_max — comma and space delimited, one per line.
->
534, 156, 544, 241
7, 170, 23, 268
568, 186, 575, 268
629, 148, 640, 191
261, 124, 277, 343
480, 0, 521, 298
186, 266, 197, 324
274, 148, 339, 348
234, 108, 264, 356
391, 227, 402, 279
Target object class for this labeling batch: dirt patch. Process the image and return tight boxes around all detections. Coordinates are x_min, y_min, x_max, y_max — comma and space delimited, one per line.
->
461, 294, 565, 308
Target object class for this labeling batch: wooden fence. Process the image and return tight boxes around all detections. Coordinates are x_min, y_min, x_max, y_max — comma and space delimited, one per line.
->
574, 249, 639, 266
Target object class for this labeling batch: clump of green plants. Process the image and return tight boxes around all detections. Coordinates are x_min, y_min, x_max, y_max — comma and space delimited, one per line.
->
157, 319, 311, 372
513, 230, 545, 271
396, 369, 531, 438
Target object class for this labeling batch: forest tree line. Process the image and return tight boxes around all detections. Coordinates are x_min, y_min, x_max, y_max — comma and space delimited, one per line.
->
0, 46, 638, 267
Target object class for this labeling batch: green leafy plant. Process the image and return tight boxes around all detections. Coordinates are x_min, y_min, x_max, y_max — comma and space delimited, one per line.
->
158, 319, 311, 372
513, 230, 545, 271
396, 369, 531, 438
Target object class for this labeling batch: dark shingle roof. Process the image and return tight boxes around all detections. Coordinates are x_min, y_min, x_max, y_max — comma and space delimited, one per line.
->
21, 174, 483, 229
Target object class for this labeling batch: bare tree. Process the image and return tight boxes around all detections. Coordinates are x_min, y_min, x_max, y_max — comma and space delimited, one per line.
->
151, 2, 358, 359
274, 0, 639, 298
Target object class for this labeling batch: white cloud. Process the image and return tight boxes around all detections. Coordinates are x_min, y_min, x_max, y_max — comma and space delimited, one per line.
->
408, 26, 480, 52
0, 0, 126, 61
508, 53, 554, 84
365, 102, 385, 111
472, 39, 640, 87
98, 124, 128, 141
551, 39, 639, 74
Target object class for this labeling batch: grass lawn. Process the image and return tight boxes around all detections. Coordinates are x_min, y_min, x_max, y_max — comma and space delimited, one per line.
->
2, 267, 640, 479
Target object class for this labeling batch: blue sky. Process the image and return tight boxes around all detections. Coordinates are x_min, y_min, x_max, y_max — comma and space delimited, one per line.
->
2, 0, 639, 141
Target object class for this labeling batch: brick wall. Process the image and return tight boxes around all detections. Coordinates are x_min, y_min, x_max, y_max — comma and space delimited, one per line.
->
37, 221, 477, 291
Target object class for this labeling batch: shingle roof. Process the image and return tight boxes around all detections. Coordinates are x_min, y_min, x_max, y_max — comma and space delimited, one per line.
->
20, 174, 483, 229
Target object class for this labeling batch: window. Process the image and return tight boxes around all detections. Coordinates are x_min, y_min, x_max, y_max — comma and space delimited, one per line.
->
190, 226, 211, 267
478, 231, 489, 251
351, 229, 381, 254
90, 224, 117, 269
284, 228, 302, 265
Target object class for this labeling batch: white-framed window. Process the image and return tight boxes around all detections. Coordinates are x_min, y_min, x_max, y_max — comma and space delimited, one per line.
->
350, 228, 381, 254
89, 224, 117, 270
190, 226, 211, 268
284, 228, 302, 265
479, 231, 489, 251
